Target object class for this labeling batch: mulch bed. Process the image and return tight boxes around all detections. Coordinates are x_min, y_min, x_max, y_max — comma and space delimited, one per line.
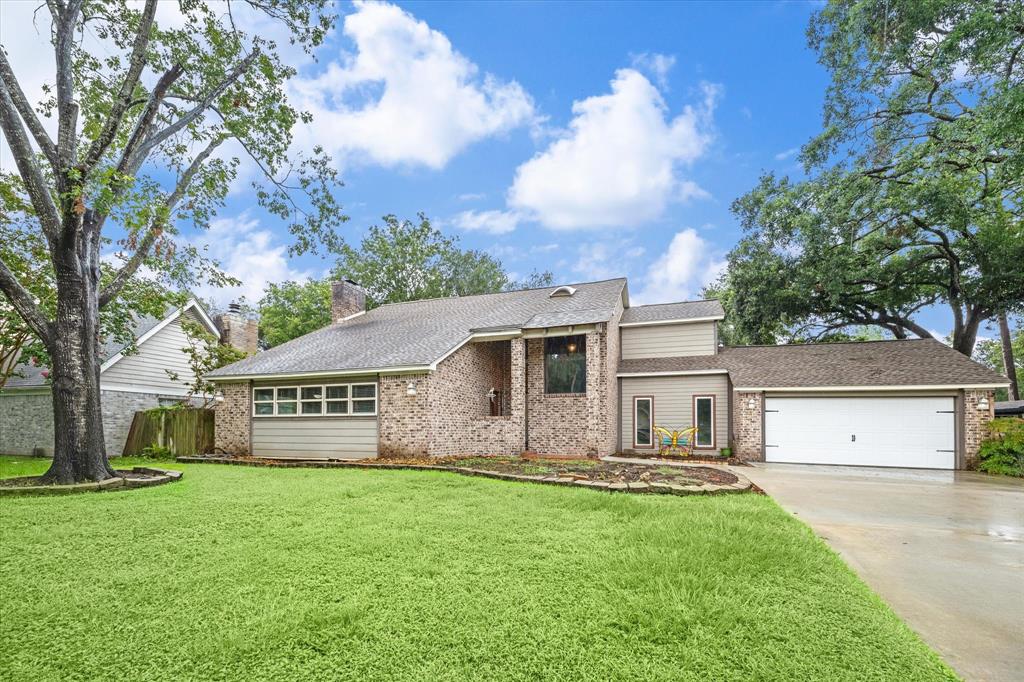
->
414, 456, 739, 486
618, 452, 750, 466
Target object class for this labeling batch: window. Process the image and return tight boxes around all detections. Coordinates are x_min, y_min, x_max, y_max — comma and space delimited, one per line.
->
693, 395, 715, 448
634, 397, 654, 448
253, 383, 377, 417
544, 335, 586, 394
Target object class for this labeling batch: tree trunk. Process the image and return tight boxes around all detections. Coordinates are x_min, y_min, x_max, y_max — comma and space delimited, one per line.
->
999, 312, 1020, 401
40, 238, 115, 484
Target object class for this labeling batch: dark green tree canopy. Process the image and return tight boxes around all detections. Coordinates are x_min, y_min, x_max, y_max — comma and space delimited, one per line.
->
724, 0, 1024, 353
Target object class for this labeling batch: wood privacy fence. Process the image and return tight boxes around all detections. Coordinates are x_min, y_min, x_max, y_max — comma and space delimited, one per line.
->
123, 408, 214, 456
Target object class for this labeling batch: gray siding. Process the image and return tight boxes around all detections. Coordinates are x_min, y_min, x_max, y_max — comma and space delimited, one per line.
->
621, 321, 716, 359
252, 417, 378, 459
101, 312, 201, 393
620, 374, 729, 453
251, 376, 379, 459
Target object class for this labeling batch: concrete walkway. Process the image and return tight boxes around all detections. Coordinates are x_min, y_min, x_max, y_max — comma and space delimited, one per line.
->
742, 463, 1024, 682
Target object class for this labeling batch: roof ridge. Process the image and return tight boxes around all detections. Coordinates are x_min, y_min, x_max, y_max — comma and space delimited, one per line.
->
724, 338, 938, 349
374, 277, 628, 308
629, 298, 720, 308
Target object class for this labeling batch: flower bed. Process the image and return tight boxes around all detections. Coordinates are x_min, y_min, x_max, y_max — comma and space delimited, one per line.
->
0, 466, 183, 497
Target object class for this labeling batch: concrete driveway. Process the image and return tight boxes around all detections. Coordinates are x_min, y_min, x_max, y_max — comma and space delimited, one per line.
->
741, 464, 1023, 681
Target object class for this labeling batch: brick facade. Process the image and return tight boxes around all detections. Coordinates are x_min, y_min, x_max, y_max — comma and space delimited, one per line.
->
214, 382, 250, 454
962, 389, 995, 469
732, 391, 763, 462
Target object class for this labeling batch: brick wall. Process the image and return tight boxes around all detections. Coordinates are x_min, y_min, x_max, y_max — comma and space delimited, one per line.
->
378, 373, 432, 457
101, 390, 163, 455
732, 391, 763, 461
214, 382, 250, 454
0, 392, 55, 456
963, 389, 995, 469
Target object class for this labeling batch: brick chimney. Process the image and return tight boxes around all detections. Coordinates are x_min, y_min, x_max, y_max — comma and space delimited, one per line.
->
332, 279, 366, 322
216, 302, 259, 355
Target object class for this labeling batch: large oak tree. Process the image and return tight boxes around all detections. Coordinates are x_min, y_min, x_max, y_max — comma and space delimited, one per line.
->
0, 0, 344, 483
724, 0, 1024, 354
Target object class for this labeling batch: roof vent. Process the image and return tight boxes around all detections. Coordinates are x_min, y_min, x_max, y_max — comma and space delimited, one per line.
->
549, 285, 576, 298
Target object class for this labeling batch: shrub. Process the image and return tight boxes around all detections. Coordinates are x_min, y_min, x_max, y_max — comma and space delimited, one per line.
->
977, 418, 1024, 477
140, 445, 175, 460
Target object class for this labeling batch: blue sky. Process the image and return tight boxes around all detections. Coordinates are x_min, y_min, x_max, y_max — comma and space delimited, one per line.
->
2, 0, 984, 338
256, 1, 827, 303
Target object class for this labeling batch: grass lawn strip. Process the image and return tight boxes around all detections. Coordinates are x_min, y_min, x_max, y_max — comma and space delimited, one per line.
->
0, 456, 956, 681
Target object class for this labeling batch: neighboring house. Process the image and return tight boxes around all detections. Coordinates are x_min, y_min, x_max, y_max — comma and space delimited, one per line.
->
995, 400, 1024, 418
0, 300, 257, 457
207, 278, 1008, 470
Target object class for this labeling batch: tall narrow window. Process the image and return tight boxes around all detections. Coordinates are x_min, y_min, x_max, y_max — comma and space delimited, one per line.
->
634, 397, 654, 448
694, 396, 715, 448
544, 335, 586, 394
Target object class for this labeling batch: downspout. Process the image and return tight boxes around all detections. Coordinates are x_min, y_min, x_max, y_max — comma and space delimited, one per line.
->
523, 338, 529, 452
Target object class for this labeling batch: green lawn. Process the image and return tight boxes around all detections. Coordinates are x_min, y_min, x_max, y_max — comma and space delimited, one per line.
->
0, 456, 955, 681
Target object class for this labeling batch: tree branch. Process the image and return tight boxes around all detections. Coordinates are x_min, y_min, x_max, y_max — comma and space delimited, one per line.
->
0, 50, 58, 170
99, 136, 224, 307
0, 79, 62, 240
0, 256, 51, 344
53, 0, 83, 168
80, 0, 157, 171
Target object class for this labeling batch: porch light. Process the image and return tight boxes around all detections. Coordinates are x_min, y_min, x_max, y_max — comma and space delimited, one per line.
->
406, 381, 417, 396
747, 398, 756, 409
567, 341, 578, 353
977, 396, 989, 411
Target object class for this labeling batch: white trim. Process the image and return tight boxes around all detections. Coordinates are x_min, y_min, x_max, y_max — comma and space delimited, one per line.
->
336, 310, 366, 324
211, 366, 429, 382
100, 382, 192, 397
252, 382, 378, 417
632, 396, 655, 449
618, 315, 724, 328
735, 383, 1009, 392
693, 394, 716, 449
100, 299, 220, 373
617, 369, 728, 378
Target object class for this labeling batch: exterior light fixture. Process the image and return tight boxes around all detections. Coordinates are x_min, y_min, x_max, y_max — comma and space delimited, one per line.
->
406, 381, 417, 396
747, 398, 756, 409
977, 396, 989, 411
567, 341, 578, 353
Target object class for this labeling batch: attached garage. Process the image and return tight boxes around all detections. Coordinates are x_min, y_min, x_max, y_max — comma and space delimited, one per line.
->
764, 396, 956, 469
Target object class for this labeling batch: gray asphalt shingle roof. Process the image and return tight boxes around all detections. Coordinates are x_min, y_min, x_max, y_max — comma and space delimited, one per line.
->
620, 299, 724, 324
208, 278, 629, 378
618, 339, 1007, 388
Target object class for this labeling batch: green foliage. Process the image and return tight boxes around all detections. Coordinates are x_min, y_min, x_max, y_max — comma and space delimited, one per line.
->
333, 214, 553, 310
978, 418, 1024, 477
258, 279, 332, 348
167, 319, 248, 406
0, 458, 956, 680
973, 321, 1023, 401
726, 0, 1024, 353
138, 444, 174, 460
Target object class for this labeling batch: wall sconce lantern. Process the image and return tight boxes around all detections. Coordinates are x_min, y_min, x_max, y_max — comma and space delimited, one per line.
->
747, 398, 756, 409
406, 381, 417, 396
976, 396, 989, 411
566, 341, 578, 353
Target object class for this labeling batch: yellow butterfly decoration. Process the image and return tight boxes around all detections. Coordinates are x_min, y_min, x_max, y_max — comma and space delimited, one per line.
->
653, 426, 699, 457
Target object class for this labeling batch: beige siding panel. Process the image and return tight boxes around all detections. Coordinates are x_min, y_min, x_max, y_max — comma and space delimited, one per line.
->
101, 312, 203, 392
620, 374, 729, 453
252, 417, 378, 459
621, 322, 716, 359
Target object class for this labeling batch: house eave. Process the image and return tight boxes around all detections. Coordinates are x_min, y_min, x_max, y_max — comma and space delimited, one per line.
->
618, 315, 724, 328
733, 382, 1009, 392
617, 369, 729, 378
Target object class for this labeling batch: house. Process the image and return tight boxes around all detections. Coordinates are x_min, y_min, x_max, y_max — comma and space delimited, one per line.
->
995, 400, 1024, 418
0, 300, 257, 457
206, 278, 1008, 470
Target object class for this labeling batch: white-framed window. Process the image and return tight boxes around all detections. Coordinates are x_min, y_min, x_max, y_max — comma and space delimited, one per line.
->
693, 395, 715, 448
633, 396, 654, 448
253, 383, 377, 417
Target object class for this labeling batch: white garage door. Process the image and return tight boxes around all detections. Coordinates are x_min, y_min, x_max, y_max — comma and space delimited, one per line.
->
764, 397, 955, 469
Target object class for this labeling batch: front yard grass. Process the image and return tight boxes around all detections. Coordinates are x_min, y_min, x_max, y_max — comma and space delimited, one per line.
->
0, 455, 955, 681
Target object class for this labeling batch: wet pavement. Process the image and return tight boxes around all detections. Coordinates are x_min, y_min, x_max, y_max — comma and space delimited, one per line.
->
742, 463, 1024, 682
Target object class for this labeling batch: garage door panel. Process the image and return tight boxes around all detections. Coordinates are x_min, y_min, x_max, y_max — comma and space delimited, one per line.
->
765, 397, 954, 469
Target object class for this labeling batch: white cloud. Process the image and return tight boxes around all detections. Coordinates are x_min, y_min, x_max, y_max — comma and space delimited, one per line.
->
774, 147, 800, 161
571, 238, 647, 282
290, 0, 535, 169
457, 192, 487, 202
452, 209, 521, 235
631, 228, 725, 304
630, 52, 677, 90
188, 214, 318, 306
508, 69, 718, 230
